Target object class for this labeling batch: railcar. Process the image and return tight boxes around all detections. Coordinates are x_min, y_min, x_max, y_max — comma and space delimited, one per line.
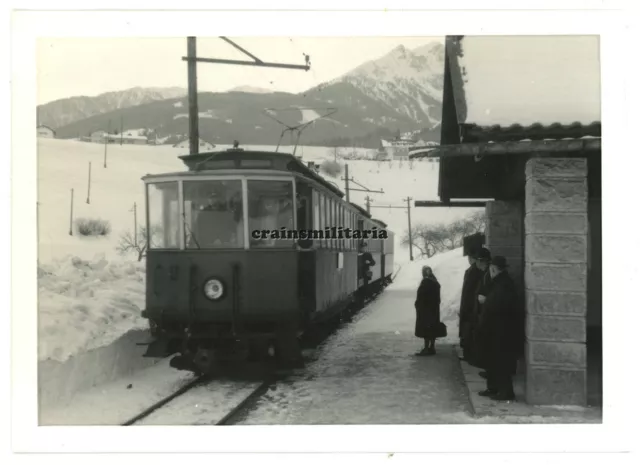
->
140, 146, 395, 373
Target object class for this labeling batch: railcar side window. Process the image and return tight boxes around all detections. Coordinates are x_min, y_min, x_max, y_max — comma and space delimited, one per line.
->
147, 182, 180, 249
183, 179, 244, 249
248, 179, 294, 248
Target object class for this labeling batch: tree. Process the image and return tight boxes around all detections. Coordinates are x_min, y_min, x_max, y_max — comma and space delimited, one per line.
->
116, 225, 161, 261
403, 210, 487, 259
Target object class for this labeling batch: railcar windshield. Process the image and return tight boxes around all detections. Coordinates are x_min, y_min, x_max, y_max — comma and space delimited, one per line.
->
183, 179, 245, 249
248, 179, 295, 248
147, 181, 180, 249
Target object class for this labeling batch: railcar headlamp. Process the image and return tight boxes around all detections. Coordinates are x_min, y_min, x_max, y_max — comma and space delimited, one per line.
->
203, 278, 224, 301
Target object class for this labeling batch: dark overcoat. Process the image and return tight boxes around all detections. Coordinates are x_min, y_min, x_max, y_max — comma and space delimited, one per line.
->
414, 277, 441, 339
474, 271, 524, 374
458, 264, 484, 344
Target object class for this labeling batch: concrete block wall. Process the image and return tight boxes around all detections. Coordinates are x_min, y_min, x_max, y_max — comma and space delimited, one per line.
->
485, 200, 524, 292
524, 157, 588, 406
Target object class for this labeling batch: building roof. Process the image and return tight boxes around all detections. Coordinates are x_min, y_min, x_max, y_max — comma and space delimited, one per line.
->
444, 35, 601, 143
434, 35, 602, 201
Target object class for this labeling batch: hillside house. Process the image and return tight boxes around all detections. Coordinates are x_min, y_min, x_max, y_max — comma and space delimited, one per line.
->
173, 137, 216, 152
90, 130, 148, 145
411, 35, 602, 407
90, 130, 107, 143
36, 125, 56, 138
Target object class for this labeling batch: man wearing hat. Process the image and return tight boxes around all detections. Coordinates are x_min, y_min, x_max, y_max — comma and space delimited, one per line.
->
468, 247, 492, 370
475, 255, 521, 401
458, 247, 485, 363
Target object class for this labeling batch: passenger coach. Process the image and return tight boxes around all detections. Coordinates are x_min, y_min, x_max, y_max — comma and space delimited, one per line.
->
140, 146, 395, 373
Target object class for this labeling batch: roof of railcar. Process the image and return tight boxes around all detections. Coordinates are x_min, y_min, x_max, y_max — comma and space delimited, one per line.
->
179, 149, 345, 197
142, 147, 381, 217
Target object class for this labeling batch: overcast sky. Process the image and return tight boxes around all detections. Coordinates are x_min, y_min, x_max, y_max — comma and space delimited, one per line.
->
36, 36, 443, 105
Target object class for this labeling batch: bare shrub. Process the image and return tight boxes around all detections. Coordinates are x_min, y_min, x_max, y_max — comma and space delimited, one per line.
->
320, 159, 343, 178
116, 225, 161, 261
75, 218, 111, 237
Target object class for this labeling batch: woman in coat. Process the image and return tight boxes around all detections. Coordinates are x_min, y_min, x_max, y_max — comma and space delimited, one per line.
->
414, 266, 442, 356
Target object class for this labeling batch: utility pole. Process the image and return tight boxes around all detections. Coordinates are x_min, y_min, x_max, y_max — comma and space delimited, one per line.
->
120, 115, 124, 146
187, 37, 199, 155
183, 36, 310, 156
344, 164, 350, 202
341, 173, 383, 202
369, 198, 414, 261
405, 196, 413, 261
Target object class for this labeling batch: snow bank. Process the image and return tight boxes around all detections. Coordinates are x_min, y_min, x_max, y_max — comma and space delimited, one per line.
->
38, 328, 158, 414
37, 254, 157, 411
38, 255, 147, 363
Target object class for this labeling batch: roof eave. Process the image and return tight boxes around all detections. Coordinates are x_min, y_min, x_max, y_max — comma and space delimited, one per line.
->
411, 137, 601, 160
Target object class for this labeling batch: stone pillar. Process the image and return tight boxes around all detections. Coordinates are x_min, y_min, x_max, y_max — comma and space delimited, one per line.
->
485, 200, 524, 291
524, 157, 588, 406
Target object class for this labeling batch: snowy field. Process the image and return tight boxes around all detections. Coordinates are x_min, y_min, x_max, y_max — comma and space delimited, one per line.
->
37, 138, 480, 363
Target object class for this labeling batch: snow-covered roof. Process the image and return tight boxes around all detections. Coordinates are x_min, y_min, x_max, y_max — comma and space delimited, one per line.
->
449, 35, 601, 129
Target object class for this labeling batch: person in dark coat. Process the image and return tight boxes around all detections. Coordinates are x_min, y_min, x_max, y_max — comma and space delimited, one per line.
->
458, 248, 484, 363
414, 266, 442, 356
475, 256, 523, 401
469, 247, 492, 372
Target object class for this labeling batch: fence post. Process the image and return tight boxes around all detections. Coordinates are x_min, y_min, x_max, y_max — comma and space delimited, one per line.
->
86, 162, 92, 204
69, 188, 74, 235
133, 202, 138, 247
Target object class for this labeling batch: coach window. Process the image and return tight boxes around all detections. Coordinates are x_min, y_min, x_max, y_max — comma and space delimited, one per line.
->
248, 179, 294, 248
328, 198, 334, 249
296, 180, 312, 231
183, 179, 244, 249
147, 181, 180, 249
312, 190, 320, 238
319, 194, 325, 248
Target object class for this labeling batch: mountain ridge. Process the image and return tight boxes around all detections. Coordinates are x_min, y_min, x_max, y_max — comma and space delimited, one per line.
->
40, 41, 445, 147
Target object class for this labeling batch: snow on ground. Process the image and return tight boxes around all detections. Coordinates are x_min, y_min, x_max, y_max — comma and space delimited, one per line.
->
37, 255, 147, 362
39, 358, 196, 425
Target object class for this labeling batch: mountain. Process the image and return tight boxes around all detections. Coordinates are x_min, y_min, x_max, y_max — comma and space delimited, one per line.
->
329, 42, 444, 125
47, 42, 445, 148
37, 86, 187, 129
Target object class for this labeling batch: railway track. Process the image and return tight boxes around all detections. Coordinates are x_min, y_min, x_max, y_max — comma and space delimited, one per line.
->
120, 371, 278, 426
214, 377, 274, 425
122, 275, 397, 426
121, 375, 208, 426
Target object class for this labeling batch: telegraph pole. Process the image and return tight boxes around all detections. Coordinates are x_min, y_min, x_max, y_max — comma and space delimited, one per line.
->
183, 37, 310, 155
405, 196, 414, 261
103, 119, 110, 168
